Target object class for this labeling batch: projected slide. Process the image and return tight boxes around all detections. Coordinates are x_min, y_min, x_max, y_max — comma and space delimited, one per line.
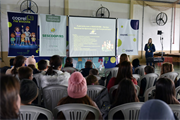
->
69, 17, 116, 57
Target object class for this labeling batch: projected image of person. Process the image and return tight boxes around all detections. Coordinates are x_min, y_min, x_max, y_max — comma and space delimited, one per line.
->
144, 38, 156, 66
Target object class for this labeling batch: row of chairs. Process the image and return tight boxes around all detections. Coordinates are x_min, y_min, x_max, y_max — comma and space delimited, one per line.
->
19, 101, 180, 120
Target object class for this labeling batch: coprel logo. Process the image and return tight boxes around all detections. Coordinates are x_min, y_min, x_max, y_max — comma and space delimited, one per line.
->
12, 15, 34, 21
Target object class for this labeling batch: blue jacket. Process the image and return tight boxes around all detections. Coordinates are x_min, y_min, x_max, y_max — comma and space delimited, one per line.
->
144, 43, 156, 58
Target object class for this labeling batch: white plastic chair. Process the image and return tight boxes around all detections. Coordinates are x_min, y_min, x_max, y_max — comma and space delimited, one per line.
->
105, 68, 118, 86
53, 104, 100, 120
19, 105, 53, 120
134, 65, 146, 76
169, 104, 180, 119
109, 84, 140, 102
144, 86, 155, 101
87, 85, 105, 101
108, 102, 144, 120
160, 72, 179, 82
61, 67, 77, 74
42, 85, 68, 112
133, 74, 141, 83
138, 73, 159, 96
175, 86, 180, 99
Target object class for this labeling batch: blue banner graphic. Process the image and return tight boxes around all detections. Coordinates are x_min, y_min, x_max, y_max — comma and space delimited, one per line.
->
7, 12, 38, 56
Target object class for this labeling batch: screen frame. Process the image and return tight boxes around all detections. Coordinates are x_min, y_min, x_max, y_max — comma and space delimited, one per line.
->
68, 16, 117, 57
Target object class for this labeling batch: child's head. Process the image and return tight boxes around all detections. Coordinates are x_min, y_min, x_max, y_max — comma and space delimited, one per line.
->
21, 33, 26, 38
155, 77, 176, 104
89, 68, 99, 75
86, 75, 99, 85
68, 72, 87, 98
64, 57, 73, 67
26, 55, 36, 68
120, 53, 129, 64
18, 66, 33, 80
161, 62, 174, 75
11, 33, 15, 38
20, 79, 38, 105
15, 27, 20, 32
31, 32, 35, 37
46, 55, 62, 75
11, 55, 26, 75
132, 58, 140, 68
0, 75, 20, 119
116, 61, 133, 85
113, 78, 139, 106
26, 26, 29, 31
85, 61, 92, 68
144, 66, 154, 74
38, 59, 48, 71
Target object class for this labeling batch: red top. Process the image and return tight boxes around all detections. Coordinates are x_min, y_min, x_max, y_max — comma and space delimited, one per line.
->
107, 77, 137, 91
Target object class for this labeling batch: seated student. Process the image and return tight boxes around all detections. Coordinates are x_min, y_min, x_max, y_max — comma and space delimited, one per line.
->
18, 66, 33, 81
155, 77, 180, 104
132, 58, 140, 74
37, 59, 48, 74
64, 57, 73, 67
6, 55, 26, 77
89, 68, 99, 75
86, 75, 99, 85
57, 72, 102, 119
161, 62, 174, 75
110, 78, 139, 120
40, 55, 70, 88
0, 75, 21, 120
0, 58, 14, 74
107, 61, 137, 91
81, 61, 93, 77
139, 66, 155, 97
115, 53, 129, 67
26, 55, 40, 74
139, 99, 176, 120
20, 79, 47, 119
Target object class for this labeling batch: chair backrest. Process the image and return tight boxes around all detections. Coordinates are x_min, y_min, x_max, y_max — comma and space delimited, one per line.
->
169, 104, 180, 119
108, 102, 144, 120
105, 68, 119, 78
109, 84, 140, 102
144, 86, 155, 101
138, 73, 159, 96
105, 68, 118, 86
133, 74, 141, 83
61, 67, 77, 74
134, 65, 146, 76
53, 104, 100, 120
175, 86, 180, 99
19, 105, 53, 120
87, 85, 105, 101
160, 72, 179, 82
42, 85, 68, 112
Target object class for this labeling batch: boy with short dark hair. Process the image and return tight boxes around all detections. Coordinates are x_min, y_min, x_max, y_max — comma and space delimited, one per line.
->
81, 61, 93, 77
18, 66, 33, 80
144, 65, 154, 74
38, 59, 48, 73
89, 68, 99, 75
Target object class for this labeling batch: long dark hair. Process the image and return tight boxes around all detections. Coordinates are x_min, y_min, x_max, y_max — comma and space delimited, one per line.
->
46, 55, 62, 75
115, 61, 133, 85
11, 55, 26, 76
0, 75, 20, 119
113, 78, 139, 107
64, 57, 73, 67
155, 78, 179, 104
161, 62, 173, 75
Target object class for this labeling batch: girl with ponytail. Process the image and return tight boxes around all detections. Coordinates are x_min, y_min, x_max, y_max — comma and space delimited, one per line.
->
6, 55, 26, 76
40, 55, 70, 88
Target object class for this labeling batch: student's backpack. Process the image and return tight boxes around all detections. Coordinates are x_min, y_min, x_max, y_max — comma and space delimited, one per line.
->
94, 88, 111, 120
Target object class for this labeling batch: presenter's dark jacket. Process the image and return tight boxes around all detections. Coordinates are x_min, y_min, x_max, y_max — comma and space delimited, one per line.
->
144, 43, 156, 58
